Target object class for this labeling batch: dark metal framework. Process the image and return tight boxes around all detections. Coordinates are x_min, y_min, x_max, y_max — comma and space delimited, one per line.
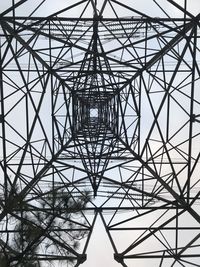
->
0, 0, 200, 266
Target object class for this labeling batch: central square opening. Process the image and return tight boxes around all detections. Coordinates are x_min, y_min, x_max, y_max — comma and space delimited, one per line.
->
72, 91, 118, 136
90, 108, 98, 118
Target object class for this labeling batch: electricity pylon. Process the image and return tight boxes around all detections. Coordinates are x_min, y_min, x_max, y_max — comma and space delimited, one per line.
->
0, 0, 200, 266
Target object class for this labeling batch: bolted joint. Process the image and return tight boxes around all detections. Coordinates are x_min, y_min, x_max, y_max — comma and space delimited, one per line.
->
78, 254, 87, 264
114, 253, 124, 263
191, 114, 196, 122
0, 114, 4, 123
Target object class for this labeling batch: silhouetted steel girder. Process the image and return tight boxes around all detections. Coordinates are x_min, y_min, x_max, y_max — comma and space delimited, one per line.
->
0, 0, 200, 266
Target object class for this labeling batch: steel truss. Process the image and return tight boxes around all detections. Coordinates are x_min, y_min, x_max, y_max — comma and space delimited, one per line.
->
0, 0, 200, 266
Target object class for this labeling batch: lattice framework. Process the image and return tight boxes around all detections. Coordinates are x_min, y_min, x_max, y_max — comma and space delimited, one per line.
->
0, 0, 200, 266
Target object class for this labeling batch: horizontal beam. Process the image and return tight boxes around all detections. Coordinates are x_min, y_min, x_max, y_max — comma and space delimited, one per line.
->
3, 16, 193, 22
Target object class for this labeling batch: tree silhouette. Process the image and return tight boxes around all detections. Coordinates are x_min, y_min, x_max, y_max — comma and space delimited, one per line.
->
0, 184, 91, 266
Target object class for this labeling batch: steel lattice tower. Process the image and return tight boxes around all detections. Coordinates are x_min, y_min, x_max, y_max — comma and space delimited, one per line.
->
0, 0, 200, 266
